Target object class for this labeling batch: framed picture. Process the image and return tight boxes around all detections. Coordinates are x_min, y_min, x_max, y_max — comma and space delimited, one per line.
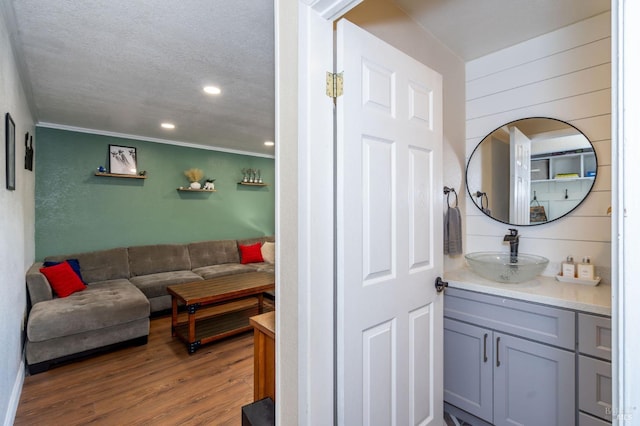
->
5, 113, 15, 190
108, 144, 137, 175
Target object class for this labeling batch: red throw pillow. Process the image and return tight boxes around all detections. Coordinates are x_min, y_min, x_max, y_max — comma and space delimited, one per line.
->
239, 242, 264, 264
40, 261, 87, 298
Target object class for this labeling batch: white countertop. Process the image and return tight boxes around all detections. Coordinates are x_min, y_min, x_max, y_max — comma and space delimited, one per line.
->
444, 268, 612, 316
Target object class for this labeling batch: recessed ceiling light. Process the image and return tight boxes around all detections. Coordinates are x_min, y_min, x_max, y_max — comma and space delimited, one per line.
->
203, 86, 221, 95
161, 123, 175, 129
264, 141, 274, 146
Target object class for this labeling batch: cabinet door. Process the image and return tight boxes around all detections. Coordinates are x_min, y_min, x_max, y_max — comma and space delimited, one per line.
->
579, 355, 612, 421
578, 313, 612, 361
444, 319, 493, 422
579, 412, 611, 426
493, 333, 575, 426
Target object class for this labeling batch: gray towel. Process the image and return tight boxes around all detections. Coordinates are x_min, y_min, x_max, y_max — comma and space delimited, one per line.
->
444, 206, 462, 255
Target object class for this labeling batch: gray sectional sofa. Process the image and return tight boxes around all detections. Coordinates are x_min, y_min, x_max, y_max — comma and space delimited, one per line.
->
25, 236, 274, 373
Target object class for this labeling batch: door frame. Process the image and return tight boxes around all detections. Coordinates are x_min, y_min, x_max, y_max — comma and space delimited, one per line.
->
275, 1, 363, 425
612, 0, 639, 422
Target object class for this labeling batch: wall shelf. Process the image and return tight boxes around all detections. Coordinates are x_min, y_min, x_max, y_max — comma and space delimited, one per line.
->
237, 182, 268, 186
95, 172, 147, 179
531, 149, 596, 182
531, 177, 594, 183
177, 187, 216, 192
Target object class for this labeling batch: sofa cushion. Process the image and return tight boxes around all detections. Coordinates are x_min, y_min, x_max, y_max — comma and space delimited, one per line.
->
251, 262, 275, 273
26, 318, 149, 366
261, 242, 275, 264
44, 247, 130, 284
237, 236, 275, 247
128, 244, 191, 277
39, 262, 87, 298
239, 242, 264, 264
129, 270, 203, 299
43, 258, 84, 282
192, 264, 257, 280
27, 280, 149, 342
188, 239, 240, 269
26, 262, 54, 305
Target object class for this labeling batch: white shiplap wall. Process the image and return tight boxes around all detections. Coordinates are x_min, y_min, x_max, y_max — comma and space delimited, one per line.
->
465, 12, 612, 283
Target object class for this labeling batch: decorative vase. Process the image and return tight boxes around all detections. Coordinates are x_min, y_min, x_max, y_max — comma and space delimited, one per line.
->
190, 181, 201, 190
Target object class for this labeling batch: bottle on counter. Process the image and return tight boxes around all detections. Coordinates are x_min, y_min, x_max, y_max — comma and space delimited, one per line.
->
561, 256, 576, 278
578, 256, 596, 280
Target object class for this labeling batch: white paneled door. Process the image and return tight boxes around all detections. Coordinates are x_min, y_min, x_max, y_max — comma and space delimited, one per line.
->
336, 19, 444, 426
509, 126, 531, 225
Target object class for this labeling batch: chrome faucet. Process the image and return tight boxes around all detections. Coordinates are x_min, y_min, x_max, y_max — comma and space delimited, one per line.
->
503, 228, 519, 263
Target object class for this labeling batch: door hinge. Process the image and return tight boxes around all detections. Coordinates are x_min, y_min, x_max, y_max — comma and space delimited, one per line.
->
326, 72, 343, 99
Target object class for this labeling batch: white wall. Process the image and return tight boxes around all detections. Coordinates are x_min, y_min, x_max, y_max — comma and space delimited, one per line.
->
344, 0, 467, 271
465, 12, 612, 282
0, 4, 36, 424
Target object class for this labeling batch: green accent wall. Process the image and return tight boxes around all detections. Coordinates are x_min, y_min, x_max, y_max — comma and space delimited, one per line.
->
35, 127, 275, 260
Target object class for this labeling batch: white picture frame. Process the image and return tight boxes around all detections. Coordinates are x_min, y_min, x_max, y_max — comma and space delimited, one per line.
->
108, 144, 137, 175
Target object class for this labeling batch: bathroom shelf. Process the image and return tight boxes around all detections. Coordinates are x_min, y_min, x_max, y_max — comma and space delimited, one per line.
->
177, 188, 216, 192
531, 177, 594, 183
237, 182, 268, 186
530, 149, 596, 182
95, 172, 147, 179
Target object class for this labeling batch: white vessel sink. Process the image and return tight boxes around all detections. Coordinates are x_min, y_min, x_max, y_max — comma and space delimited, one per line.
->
464, 252, 549, 283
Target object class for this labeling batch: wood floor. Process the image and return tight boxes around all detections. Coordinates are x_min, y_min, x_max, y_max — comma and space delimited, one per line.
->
15, 314, 256, 426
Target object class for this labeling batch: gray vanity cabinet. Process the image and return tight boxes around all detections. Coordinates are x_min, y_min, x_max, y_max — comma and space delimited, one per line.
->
444, 318, 493, 421
493, 333, 575, 426
444, 288, 576, 426
578, 313, 612, 424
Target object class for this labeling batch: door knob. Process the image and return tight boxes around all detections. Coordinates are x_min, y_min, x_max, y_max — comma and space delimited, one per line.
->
435, 276, 448, 293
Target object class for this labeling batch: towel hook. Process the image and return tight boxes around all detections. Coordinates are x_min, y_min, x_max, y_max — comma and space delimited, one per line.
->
443, 186, 458, 208
475, 191, 489, 212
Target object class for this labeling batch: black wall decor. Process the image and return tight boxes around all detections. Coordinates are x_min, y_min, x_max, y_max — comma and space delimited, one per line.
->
25, 132, 34, 171
5, 113, 15, 190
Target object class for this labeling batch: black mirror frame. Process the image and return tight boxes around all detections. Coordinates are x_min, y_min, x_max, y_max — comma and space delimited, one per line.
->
465, 117, 598, 226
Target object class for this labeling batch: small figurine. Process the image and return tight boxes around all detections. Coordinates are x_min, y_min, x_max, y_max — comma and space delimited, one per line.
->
98, 165, 106, 173
203, 179, 215, 190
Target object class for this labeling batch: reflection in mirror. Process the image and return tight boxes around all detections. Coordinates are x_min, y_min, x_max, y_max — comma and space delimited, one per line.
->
466, 117, 597, 226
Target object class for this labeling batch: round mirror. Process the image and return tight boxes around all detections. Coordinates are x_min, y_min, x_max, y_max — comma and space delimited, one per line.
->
466, 117, 597, 226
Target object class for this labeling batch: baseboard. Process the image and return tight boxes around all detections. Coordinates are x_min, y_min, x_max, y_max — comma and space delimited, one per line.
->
3, 359, 25, 426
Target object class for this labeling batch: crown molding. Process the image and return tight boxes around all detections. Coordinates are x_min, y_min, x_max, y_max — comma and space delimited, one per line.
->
36, 122, 275, 159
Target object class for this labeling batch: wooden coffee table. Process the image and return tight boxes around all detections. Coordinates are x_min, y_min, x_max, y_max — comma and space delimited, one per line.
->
167, 271, 275, 354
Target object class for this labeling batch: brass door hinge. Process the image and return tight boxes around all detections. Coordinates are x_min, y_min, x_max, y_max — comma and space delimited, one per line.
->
326, 72, 343, 99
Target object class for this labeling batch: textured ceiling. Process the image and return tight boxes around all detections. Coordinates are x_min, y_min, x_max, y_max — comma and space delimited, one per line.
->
7, 0, 275, 157
5, 1, 610, 157
393, 0, 611, 61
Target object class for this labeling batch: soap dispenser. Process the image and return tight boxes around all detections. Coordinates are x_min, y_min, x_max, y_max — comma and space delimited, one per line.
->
578, 256, 595, 280
562, 256, 576, 278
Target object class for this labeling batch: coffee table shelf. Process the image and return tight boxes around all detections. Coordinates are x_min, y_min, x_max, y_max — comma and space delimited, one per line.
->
173, 298, 273, 346
167, 271, 275, 354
